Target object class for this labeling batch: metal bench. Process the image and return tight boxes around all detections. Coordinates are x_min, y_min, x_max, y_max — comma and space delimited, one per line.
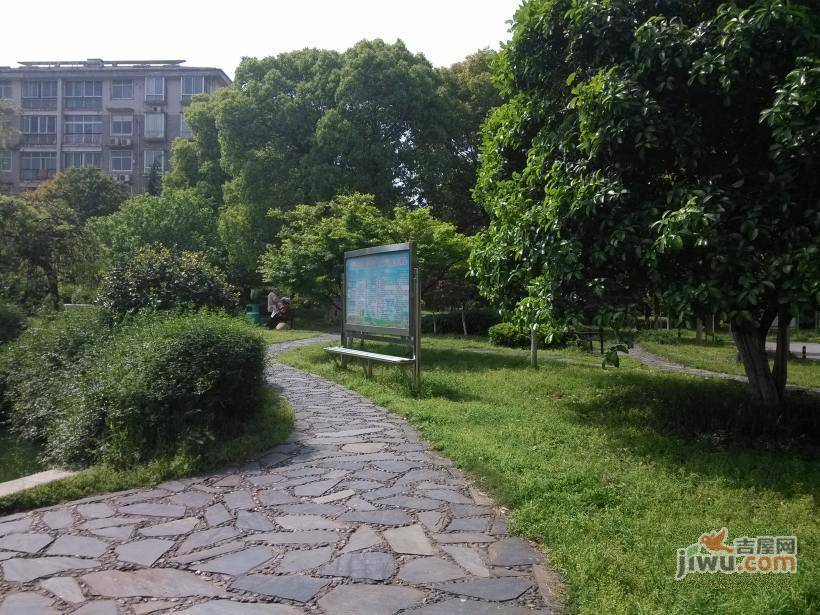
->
324, 345, 415, 377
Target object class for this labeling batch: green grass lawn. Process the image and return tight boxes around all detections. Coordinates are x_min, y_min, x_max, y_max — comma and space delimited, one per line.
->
280, 336, 819, 615
641, 330, 820, 389
0, 428, 43, 483
0, 386, 293, 514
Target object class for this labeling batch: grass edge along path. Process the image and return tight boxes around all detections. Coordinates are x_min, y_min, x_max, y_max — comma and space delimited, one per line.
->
0, 385, 293, 515
279, 336, 818, 615
640, 331, 820, 389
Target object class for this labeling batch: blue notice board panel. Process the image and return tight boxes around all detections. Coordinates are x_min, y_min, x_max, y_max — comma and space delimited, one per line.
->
345, 249, 411, 332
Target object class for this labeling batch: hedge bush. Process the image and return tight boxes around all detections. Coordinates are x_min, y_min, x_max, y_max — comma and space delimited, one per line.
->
0, 303, 26, 344
637, 330, 682, 345
2, 310, 266, 468
97, 246, 239, 316
488, 322, 574, 349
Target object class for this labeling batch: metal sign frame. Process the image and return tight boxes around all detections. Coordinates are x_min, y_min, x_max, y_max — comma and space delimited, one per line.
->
339, 242, 421, 388
342, 242, 415, 337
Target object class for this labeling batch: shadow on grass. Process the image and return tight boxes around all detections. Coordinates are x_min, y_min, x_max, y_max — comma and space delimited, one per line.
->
568, 368, 820, 496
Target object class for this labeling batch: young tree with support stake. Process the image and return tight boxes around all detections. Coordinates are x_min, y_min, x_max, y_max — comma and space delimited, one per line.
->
471, 0, 820, 404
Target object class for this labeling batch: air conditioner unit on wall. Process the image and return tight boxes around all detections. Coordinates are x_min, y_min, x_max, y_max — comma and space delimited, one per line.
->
116, 174, 131, 183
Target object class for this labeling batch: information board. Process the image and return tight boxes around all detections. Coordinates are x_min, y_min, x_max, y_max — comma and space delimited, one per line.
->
345, 246, 411, 333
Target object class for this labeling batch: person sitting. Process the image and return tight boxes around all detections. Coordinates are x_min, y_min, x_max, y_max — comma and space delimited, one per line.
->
267, 296, 291, 329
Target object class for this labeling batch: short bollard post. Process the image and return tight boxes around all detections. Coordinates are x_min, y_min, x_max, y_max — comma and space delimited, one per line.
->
530, 327, 538, 369
803, 346, 807, 360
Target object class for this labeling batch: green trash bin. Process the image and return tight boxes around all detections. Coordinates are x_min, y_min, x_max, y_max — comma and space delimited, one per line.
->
245, 303, 263, 325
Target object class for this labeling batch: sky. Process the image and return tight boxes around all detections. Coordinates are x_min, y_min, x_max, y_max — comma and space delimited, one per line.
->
0, 0, 522, 78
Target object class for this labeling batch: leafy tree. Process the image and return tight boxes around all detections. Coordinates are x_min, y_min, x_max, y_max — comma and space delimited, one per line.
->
0, 194, 81, 309
97, 246, 238, 315
259, 193, 472, 311
33, 167, 127, 222
472, 0, 820, 404
146, 160, 162, 196
92, 188, 223, 264
434, 49, 502, 231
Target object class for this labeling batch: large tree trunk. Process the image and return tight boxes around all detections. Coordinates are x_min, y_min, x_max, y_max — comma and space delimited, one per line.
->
732, 321, 781, 405
772, 305, 790, 398
695, 318, 703, 342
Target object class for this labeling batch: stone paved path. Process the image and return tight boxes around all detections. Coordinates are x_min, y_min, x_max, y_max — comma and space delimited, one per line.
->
631, 344, 820, 394
0, 336, 557, 614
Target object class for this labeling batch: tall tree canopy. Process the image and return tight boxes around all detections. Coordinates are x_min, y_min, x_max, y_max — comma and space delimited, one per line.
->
34, 167, 127, 222
472, 0, 820, 403
169, 41, 499, 284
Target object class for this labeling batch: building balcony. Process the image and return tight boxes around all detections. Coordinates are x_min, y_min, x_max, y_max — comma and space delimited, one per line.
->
63, 133, 102, 146
21, 133, 57, 145
22, 97, 57, 110
20, 168, 55, 181
64, 97, 102, 110
145, 94, 165, 104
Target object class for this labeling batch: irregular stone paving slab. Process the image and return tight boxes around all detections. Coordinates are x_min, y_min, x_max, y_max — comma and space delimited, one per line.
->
319, 551, 396, 580
118, 503, 186, 518
0, 335, 556, 614
405, 598, 544, 614
2, 556, 101, 582
0, 532, 54, 553
0, 592, 57, 614
340, 525, 383, 553
74, 600, 119, 615
384, 524, 436, 555
489, 537, 544, 566
81, 569, 225, 597
277, 545, 334, 572
443, 546, 491, 577
47, 534, 109, 558
139, 516, 199, 537
236, 510, 274, 531
115, 539, 174, 566
42, 509, 74, 529
435, 578, 533, 601
231, 574, 329, 602
177, 601, 303, 615
194, 545, 275, 575
398, 556, 467, 583
317, 584, 425, 615
40, 576, 86, 603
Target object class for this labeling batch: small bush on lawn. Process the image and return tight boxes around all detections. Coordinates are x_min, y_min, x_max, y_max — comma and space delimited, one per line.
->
0, 303, 26, 344
2, 309, 266, 468
488, 322, 571, 349
421, 308, 500, 335
97, 246, 239, 316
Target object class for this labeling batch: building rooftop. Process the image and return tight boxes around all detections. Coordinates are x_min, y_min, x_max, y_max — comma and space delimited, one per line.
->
0, 59, 231, 83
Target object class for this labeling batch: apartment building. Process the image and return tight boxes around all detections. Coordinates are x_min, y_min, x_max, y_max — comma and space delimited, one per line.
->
0, 59, 230, 194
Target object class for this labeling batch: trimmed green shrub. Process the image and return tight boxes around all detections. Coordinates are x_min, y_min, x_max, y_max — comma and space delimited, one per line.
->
488, 322, 530, 348
638, 330, 682, 345
489, 322, 573, 349
0, 303, 26, 344
2, 309, 266, 468
97, 246, 239, 316
0, 307, 112, 431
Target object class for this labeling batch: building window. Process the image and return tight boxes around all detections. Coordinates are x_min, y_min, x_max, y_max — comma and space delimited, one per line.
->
20, 151, 56, 180
111, 114, 133, 136
64, 80, 102, 109
144, 112, 165, 139
144, 149, 164, 174
145, 76, 165, 101
111, 150, 132, 172
22, 80, 57, 109
181, 76, 205, 103
63, 115, 102, 145
21, 115, 56, 145
180, 113, 193, 139
0, 150, 11, 172
0, 82, 11, 99
111, 79, 133, 100
63, 151, 101, 169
